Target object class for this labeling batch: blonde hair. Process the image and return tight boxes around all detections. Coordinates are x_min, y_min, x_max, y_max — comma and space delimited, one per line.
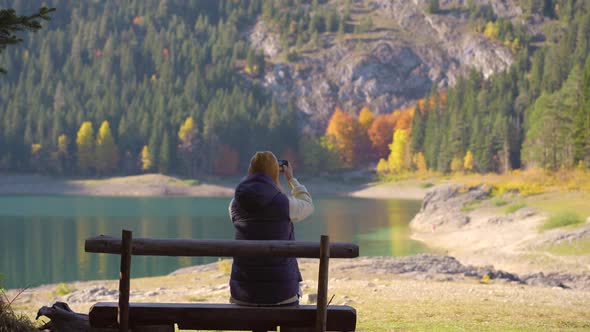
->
248, 151, 280, 186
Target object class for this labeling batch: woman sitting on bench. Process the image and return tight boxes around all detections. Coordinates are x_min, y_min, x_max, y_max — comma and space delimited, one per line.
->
228, 151, 314, 306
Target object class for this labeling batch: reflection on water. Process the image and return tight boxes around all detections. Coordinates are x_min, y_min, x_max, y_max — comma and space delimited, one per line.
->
0, 195, 426, 289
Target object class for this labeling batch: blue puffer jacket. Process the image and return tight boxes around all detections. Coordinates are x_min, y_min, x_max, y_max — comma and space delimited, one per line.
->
229, 173, 302, 304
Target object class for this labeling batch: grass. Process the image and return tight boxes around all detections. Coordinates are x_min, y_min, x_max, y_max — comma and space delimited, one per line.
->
526, 191, 590, 219
453, 168, 590, 197
541, 212, 585, 231
0, 290, 37, 332
9, 259, 590, 332
492, 198, 508, 206
420, 182, 434, 188
544, 239, 590, 256
505, 203, 526, 214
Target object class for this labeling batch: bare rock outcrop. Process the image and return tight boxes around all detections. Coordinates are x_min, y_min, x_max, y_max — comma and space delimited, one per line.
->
410, 184, 489, 232
337, 255, 590, 290
249, 0, 522, 127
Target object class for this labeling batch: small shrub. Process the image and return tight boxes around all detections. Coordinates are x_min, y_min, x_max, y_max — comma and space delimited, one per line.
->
218, 258, 231, 275
505, 203, 525, 214
479, 274, 491, 284
54, 283, 73, 296
420, 182, 434, 188
542, 212, 584, 231
493, 199, 508, 206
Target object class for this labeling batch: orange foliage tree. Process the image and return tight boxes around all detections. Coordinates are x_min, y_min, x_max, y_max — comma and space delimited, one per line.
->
368, 112, 399, 159
325, 107, 363, 167
395, 107, 415, 132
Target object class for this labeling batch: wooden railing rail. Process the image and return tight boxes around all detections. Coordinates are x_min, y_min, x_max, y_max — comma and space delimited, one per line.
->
85, 235, 359, 258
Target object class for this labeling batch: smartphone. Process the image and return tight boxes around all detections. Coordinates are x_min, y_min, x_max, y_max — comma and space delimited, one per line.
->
278, 159, 289, 172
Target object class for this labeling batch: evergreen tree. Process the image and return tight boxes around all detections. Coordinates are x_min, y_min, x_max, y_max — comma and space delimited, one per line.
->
159, 131, 171, 174
410, 104, 425, 153
0, 7, 55, 73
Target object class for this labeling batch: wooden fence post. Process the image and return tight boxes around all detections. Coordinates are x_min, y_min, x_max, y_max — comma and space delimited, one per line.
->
316, 235, 330, 332
118, 230, 132, 332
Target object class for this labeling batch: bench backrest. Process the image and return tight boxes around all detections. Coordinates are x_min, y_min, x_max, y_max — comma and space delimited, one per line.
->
85, 230, 359, 332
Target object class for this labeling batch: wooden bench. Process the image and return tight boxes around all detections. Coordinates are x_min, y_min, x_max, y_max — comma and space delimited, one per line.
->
85, 230, 359, 332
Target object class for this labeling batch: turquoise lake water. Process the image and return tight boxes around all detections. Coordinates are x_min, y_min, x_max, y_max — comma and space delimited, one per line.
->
0, 195, 425, 289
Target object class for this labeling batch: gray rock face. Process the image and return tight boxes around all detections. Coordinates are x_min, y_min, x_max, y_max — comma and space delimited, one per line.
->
410, 184, 489, 231
250, 0, 520, 126
64, 286, 117, 304
339, 255, 590, 290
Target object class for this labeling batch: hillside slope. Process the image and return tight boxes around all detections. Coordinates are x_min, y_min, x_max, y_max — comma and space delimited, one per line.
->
249, 0, 537, 127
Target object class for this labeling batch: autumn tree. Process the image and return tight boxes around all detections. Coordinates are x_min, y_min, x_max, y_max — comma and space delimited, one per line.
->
95, 120, 119, 174
140, 145, 153, 172
358, 106, 374, 130
357, 106, 374, 162
325, 107, 363, 167
178, 116, 200, 176
395, 107, 415, 132
450, 155, 463, 173
368, 113, 398, 158
76, 121, 94, 174
376, 158, 388, 174
387, 129, 411, 173
463, 150, 474, 172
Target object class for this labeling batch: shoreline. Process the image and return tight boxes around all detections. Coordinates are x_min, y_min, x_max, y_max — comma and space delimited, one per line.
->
409, 184, 590, 276
8, 256, 590, 331
0, 173, 428, 200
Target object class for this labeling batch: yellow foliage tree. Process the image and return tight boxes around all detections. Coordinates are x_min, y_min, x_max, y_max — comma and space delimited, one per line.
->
141, 145, 153, 172
31, 143, 42, 155
76, 121, 94, 173
178, 116, 200, 176
463, 150, 474, 172
387, 129, 410, 173
412, 152, 427, 173
450, 155, 463, 173
96, 120, 118, 174
178, 116, 196, 141
376, 158, 389, 174
358, 106, 374, 131
57, 134, 68, 155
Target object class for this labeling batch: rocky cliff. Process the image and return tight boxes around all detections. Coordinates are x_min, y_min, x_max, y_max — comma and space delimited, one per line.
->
248, 0, 538, 129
